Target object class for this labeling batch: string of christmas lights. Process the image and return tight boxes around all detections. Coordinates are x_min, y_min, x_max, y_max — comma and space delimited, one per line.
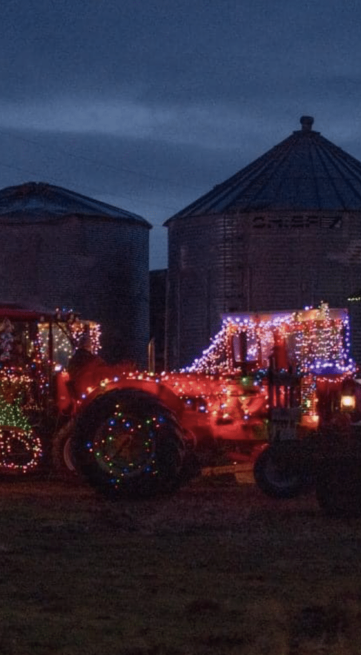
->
187, 304, 355, 376
0, 392, 42, 472
38, 320, 101, 367
0, 314, 101, 475
88, 407, 159, 485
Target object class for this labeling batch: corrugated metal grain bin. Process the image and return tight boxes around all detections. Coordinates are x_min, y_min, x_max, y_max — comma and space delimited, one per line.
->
165, 117, 361, 369
0, 182, 151, 366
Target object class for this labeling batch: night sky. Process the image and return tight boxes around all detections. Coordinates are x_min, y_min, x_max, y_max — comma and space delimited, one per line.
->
1, 0, 361, 269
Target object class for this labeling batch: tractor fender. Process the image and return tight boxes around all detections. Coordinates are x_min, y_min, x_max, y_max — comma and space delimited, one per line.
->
77, 377, 185, 422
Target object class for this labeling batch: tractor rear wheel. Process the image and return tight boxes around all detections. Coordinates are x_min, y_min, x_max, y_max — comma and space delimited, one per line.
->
253, 443, 306, 499
72, 388, 185, 499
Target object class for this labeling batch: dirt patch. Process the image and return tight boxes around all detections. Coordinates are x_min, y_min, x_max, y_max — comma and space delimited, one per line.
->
0, 477, 360, 654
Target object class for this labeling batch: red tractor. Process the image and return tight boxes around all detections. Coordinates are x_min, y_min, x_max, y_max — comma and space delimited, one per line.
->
0, 305, 102, 478
0, 303, 270, 495
252, 365, 361, 512
0, 302, 359, 514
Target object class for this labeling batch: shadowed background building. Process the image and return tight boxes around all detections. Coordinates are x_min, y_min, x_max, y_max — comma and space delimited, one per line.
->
0, 182, 151, 366
165, 117, 361, 369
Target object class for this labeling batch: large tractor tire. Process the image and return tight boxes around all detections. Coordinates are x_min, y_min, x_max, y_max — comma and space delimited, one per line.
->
316, 458, 361, 518
72, 388, 186, 499
52, 420, 80, 483
253, 443, 307, 499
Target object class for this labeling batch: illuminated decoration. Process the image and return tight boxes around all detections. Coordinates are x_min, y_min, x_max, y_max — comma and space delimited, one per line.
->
175, 303, 356, 428
0, 318, 14, 361
300, 374, 318, 420
0, 393, 42, 472
67, 320, 101, 355
85, 385, 266, 490
0, 311, 101, 475
293, 302, 352, 374
0, 427, 42, 473
186, 304, 355, 376
348, 290, 361, 302
0, 382, 32, 424
88, 408, 160, 486
341, 394, 356, 410
0, 308, 102, 476
36, 301, 354, 464
0, 298, 352, 485
38, 319, 101, 368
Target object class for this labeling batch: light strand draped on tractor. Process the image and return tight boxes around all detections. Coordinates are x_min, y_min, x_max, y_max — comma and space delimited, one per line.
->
0, 302, 359, 514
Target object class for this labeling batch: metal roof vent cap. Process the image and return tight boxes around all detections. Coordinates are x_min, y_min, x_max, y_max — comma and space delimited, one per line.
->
300, 115, 314, 131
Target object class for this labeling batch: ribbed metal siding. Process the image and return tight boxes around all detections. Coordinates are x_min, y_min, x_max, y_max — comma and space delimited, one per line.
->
78, 218, 149, 366
0, 215, 150, 367
166, 215, 249, 369
166, 213, 361, 369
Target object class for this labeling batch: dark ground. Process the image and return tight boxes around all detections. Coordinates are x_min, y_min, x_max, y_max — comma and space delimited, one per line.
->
0, 473, 361, 654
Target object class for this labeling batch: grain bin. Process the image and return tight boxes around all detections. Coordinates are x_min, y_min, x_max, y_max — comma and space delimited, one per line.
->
165, 117, 361, 369
0, 181, 151, 366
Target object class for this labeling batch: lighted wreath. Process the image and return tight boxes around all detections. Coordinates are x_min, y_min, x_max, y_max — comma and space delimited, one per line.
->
0, 425, 42, 473
88, 408, 162, 486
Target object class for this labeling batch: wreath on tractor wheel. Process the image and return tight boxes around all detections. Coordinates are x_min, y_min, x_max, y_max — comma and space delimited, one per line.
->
72, 388, 186, 499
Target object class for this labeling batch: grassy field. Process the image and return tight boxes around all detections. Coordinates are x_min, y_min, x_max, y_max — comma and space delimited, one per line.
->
1, 474, 361, 654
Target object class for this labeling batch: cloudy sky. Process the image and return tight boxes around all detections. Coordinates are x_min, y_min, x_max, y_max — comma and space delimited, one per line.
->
1, 0, 361, 268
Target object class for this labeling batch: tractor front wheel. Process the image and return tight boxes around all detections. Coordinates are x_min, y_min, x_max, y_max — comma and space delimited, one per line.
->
253, 443, 306, 499
72, 388, 185, 499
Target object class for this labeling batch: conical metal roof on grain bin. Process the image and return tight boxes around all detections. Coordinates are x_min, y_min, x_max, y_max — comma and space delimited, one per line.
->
0, 181, 151, 227
166, 116, 361, 220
